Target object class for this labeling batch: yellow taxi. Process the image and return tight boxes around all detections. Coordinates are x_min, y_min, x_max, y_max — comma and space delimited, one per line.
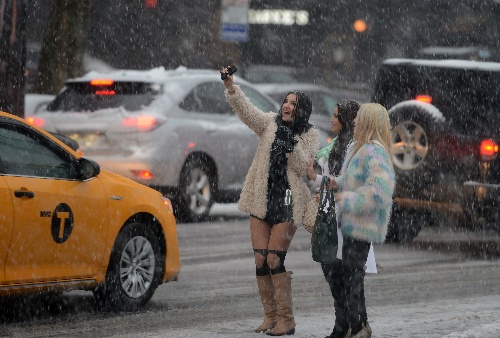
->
0, 111, 180, 311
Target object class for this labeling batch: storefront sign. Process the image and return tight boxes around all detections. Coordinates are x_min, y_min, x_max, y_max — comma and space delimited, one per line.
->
220, 0, 250, 42
249, 9, 309, 25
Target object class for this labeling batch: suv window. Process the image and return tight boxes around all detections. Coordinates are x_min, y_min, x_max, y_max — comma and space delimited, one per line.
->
180, 82, 232, 115
47, 82, 159, 112
179, 82, 276, 115
0, 122, 77, 178
373, 63, 500, 136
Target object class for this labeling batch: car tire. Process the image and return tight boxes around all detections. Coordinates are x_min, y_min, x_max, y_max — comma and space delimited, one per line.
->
385, 205, 424, 243
390, 106, 441, 190
176, 157, 215, 223
94, 223, 163, 312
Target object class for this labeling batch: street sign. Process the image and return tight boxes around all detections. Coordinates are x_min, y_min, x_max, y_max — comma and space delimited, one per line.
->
220, 0, 249, 42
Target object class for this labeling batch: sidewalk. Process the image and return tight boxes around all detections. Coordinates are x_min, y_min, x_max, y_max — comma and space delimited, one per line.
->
410, 224, 500, 258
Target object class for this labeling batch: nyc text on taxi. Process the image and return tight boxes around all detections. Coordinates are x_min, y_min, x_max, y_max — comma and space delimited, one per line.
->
0, 112, 180, 311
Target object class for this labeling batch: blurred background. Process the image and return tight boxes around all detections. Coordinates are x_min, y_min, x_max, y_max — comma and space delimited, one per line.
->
2, 0, 500, 117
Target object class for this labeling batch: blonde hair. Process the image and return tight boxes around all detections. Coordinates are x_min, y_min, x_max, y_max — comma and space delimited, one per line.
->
351, 103, 393, 162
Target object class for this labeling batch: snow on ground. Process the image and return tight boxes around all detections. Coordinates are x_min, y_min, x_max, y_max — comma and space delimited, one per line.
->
116, 204, 500, 338
113, 295, 500, 338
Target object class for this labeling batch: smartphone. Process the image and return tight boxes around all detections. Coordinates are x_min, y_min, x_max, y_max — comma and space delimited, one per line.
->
221, 65, 238, 80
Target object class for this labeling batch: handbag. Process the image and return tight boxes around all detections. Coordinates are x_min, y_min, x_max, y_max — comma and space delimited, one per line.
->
302, 193, 320, 233
311, 176, 338, 264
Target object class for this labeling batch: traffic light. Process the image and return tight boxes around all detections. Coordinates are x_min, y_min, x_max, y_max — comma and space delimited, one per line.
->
144, 0, 158, 8
353, 19, 367, 33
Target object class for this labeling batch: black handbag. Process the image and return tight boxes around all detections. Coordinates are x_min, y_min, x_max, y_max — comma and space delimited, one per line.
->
311, 176, 338, 264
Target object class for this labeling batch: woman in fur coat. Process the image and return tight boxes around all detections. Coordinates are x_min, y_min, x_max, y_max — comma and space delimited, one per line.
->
333, 103, 396, 338
221, 66, 319, 336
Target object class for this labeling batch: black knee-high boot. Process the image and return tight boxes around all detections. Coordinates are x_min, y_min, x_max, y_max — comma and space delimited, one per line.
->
322, 259, 349, 338
342, 237, 370, 336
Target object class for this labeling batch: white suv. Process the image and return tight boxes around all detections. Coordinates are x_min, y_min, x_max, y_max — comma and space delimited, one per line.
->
30, 67, 327, 222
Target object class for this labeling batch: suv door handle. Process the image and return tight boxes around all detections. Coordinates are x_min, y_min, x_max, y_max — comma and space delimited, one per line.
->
15, 190, 35, 198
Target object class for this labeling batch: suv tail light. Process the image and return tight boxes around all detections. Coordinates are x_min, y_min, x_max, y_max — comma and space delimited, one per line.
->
122, 115, 160, 131
415, 95, 432, 103
479, 139, 499, 161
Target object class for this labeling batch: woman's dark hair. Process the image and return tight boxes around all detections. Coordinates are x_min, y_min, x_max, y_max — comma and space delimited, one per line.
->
276, 91, 313, 134
328, 99, 360, 176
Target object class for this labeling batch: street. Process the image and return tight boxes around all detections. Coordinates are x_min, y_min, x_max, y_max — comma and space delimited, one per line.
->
1, 204, 500, 337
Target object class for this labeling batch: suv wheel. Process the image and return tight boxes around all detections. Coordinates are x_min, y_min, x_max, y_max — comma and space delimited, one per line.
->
390, 107, 440, 189
94, 223, 163, 311
177, 157, 215, 222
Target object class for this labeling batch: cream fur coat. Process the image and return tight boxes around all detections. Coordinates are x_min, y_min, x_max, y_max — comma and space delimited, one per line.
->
225, 86, 320, 225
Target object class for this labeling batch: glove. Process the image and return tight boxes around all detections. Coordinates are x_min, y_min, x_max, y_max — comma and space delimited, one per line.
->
275, 125, 297, 153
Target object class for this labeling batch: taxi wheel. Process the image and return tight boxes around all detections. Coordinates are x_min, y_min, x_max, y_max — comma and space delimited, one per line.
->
94, 223, 163, 312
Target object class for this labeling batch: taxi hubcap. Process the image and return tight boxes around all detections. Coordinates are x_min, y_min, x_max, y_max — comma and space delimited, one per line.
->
120, 236, 156, 298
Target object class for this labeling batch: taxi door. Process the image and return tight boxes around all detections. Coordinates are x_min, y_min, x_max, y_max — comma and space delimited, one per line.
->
0, 119, 109, 284
0, 176, 14, 282
4, 175, 109, 283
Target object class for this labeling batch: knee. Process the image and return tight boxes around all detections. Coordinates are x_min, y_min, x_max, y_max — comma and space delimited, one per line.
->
267, 250, 287, 275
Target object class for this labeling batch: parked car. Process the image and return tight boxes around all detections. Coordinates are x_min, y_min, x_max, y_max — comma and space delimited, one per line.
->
256, 83, 369, 138
0, 111, 180, 311
373, 58, 500, 242
27, 67, 329, 222
240, 64, 323, 84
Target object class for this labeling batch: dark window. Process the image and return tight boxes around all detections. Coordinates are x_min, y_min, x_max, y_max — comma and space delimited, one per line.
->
0, 122, 77, 179
47, 82, 159, 112
179, 82, 232, 114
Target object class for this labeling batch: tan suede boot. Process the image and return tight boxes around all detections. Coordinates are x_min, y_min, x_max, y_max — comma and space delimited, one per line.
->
266, 271, 296, 336
255, 275, 278, 333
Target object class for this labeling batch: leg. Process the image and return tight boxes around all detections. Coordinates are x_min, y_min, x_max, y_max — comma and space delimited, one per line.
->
322, 260, 349, 338
250, 217, 278, 333
342, 237, 370, 337
266, 221, 297, 336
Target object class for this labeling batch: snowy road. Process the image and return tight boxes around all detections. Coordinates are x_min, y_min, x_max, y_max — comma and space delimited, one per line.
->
1, 204, 500, 337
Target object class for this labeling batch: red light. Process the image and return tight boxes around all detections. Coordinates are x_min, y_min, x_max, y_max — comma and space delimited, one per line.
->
132, 170, 154, 180
144, 0, 158, 8
91, 79, 114, 86
480, 139, 499, 157
95, 90, 116, 95
122, 115, 158, 131
188, 142, 196, 148
415, 95, 432, 103
26, 116, 45, 128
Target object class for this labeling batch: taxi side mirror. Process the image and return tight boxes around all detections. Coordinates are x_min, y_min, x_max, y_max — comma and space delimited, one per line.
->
79, 158, 100, 180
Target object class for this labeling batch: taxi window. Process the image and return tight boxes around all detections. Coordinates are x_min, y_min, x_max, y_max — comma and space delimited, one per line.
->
0, 123, 77, 179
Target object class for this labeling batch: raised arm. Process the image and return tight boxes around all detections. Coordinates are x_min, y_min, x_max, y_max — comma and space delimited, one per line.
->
222, 68, 271, 136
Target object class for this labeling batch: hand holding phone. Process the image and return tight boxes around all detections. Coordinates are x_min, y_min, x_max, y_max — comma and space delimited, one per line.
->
221, 65, 238, 80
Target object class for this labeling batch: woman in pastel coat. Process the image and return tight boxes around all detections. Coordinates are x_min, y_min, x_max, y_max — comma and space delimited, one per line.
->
333, 103, 395, 338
